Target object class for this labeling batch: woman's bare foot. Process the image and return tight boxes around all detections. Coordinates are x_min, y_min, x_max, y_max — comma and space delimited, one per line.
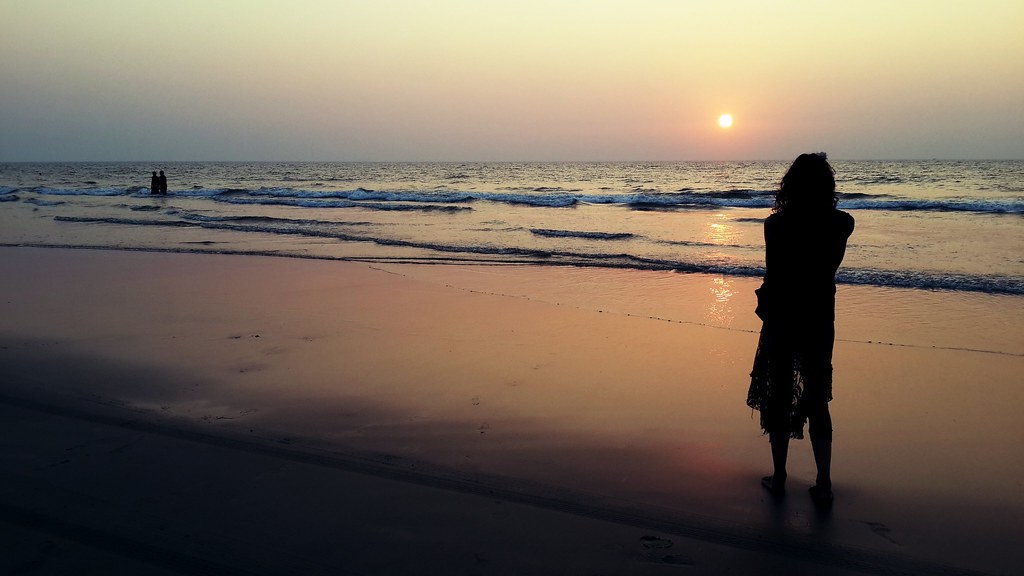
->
808, 484, 834, 508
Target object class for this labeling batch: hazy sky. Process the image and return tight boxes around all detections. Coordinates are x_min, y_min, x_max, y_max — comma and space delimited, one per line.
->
2, 0, 1022, 161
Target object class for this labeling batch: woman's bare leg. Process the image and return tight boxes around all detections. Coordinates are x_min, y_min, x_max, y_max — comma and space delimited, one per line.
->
808, 403, 833, 490
808, 403, 834, 506
762, 432, 789, 496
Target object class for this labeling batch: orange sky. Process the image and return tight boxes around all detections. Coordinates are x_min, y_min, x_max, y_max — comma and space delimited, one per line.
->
1, 0, 1022, 160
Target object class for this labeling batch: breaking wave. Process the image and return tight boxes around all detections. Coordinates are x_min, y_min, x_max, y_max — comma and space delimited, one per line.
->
50, 215, 1024, 295
13, 185, 1019, 214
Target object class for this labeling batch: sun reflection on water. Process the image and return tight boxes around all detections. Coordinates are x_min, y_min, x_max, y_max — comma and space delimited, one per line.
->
704, 276, 737, 327
703, 214, 740, 246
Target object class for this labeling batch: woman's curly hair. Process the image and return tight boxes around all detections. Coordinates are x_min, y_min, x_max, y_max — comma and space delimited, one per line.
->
774, 152, 838, 213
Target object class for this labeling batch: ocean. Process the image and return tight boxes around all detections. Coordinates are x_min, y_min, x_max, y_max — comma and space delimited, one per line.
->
1, 161, 1021, 295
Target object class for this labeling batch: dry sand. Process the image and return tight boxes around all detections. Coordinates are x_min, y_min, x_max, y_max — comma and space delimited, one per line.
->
1, 247, 1021, 575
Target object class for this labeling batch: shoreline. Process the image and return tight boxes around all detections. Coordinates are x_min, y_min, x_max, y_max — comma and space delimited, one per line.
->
4, 242, 1021, 356
1, 246, 1021, 574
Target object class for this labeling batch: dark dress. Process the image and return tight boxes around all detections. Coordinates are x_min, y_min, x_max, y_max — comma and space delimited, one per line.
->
747, 208, 855, 439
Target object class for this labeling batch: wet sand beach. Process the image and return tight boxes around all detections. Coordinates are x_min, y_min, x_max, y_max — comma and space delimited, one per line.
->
1, 247, 1021, 575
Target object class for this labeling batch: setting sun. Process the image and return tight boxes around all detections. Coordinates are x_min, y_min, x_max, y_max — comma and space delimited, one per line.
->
718, 114, 734, 129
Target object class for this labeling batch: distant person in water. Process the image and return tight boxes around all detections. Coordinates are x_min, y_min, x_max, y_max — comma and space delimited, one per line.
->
150, 171, 159, 195
747, 152, 855, 507
158, 170, 168, 195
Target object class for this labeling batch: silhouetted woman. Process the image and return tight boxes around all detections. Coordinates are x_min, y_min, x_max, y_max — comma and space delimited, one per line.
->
150, 171, 159, 194
158, 170, 167, 195
747, 153, 854, 507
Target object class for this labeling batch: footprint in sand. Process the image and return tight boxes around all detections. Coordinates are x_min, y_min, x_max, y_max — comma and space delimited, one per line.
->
638, 535, 694, 566
864, 521, 900, 546
640, 535, 672, 550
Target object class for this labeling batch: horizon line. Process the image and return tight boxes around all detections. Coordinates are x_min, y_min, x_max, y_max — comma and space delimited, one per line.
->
3, 158, 1023, 164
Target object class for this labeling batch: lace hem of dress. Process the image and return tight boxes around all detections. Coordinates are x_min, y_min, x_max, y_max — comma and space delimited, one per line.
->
746, 324, 832, 440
